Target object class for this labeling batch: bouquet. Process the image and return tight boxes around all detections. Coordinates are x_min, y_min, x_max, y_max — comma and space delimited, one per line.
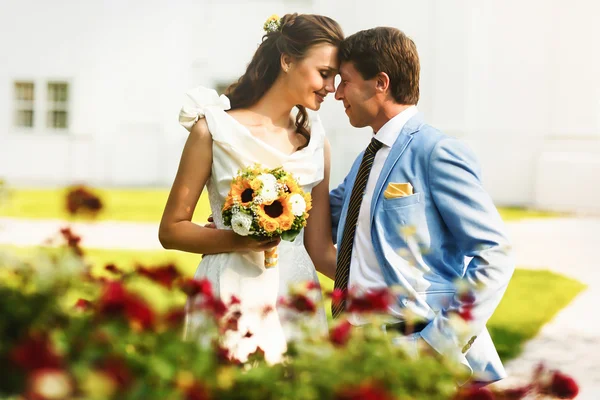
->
222, 165, 311, 268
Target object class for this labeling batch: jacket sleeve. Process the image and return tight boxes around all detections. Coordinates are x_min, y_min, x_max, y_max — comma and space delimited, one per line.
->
419, 138, 515, 373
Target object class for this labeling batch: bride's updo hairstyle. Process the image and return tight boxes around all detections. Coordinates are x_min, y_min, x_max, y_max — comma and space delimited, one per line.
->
225, 13, 344, 147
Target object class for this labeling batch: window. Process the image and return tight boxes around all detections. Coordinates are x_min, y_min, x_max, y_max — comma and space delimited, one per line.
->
47, 82, 69, 129
14, 82, 35, 127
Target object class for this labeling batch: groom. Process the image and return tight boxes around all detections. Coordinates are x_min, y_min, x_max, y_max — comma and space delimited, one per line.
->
330, 27, 515, 384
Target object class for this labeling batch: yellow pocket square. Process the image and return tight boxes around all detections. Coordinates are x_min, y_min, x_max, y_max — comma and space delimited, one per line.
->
384, 182, 413, 199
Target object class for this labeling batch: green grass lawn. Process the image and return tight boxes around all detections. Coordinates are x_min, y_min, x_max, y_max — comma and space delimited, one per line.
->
0, 188, 563, 223
0, 188, 210, 223
495, 206, 563, 221
1, 244, 585, 363
487, 269, 585, 360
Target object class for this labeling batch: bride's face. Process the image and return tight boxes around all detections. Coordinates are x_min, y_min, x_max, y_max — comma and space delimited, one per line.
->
286, 43, 339, 111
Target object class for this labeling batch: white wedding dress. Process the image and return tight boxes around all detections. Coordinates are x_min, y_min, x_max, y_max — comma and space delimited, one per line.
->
179, 87, 328, 363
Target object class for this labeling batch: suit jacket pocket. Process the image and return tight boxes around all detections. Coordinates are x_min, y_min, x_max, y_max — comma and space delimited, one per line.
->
382, 192, 422, 210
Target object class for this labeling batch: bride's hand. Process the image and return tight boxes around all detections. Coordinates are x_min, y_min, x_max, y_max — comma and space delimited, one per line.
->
235, 235, 281, 252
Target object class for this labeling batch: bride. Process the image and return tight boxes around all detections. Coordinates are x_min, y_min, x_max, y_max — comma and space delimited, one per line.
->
158, 13, 343, 363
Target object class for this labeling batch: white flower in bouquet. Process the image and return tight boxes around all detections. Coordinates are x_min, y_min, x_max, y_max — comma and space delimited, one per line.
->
257, 173, 278, 203
231, 212, 253, 236
257, 173, 277, 186
289, 193, 307, 216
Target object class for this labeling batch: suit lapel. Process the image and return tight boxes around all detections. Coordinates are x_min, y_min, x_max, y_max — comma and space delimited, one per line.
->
369, 113, 424, 220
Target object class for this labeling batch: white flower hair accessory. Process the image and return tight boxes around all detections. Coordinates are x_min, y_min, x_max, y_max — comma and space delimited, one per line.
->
263, 14, 282, 33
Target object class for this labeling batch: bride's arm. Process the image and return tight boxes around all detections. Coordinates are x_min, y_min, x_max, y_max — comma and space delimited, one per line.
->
158, 119, 280, 255
304, 138, 337, 280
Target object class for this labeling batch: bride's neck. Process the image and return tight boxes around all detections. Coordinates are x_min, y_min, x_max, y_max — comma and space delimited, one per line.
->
249, 79, 295, 128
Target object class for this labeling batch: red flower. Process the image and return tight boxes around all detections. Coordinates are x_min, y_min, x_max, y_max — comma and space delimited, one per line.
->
496, 385, 530, 399
213, 343, 241, 365
10, 334, 61, 371
335, 381, 394, 400
59, 226, 84, 256
459, 291, 476, 305
329, 288, 346, 308
458, 306, 474, 321
347, 288, 391, 313
261, 305, 274, 318
288, 294, 317, 314
454, 386, 495, 400
223, 311, 242, 332
98, 281, 128, 313
97, 281, 155, 330
137, 263, 181, 289
100, 357, 133, 390
164, 308, 186, 327
247, 347, 266, 363
180, 278, 213, 298
124, 296, 155, 330
330, 320, 353, 347
212, 298, 228, 317
543, 371, 579, 399
74, 298, 92, 311
185, 381, 211, 400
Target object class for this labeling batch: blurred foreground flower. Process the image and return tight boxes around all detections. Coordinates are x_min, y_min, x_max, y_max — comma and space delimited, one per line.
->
0, 242, 579, 400
335, 380, 395, 400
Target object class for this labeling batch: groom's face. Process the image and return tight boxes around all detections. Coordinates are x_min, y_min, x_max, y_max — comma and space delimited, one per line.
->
335, 62, 379, 129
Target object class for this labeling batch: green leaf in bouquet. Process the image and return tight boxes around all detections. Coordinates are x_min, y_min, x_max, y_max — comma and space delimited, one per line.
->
281, 229, 300, 242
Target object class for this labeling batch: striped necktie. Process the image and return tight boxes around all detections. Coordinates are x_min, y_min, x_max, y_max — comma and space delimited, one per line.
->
332, 137, 384, 318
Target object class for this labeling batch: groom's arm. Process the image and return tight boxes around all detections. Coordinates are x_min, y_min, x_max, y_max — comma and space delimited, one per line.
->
419, 138, 515, 366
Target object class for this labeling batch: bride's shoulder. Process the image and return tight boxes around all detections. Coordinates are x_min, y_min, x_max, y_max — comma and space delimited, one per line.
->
178, 86, 231, 132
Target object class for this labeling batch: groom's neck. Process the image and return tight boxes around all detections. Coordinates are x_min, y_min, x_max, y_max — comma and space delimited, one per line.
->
371, 103, 413, 133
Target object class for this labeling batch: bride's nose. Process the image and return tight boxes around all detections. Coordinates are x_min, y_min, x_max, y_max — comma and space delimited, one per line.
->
324, 79, 335, 93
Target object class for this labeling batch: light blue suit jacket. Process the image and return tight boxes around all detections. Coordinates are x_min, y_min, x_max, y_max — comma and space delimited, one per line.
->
330, 113, 515, 383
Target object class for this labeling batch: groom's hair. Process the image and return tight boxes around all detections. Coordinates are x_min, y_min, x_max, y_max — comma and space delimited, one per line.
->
339, 27, 420, 105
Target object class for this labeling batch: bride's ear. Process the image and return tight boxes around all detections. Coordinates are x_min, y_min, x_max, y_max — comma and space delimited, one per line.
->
280, 53, 294, 73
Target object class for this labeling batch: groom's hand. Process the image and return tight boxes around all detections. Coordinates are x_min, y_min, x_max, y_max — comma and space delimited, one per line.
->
203, 215, 216, 229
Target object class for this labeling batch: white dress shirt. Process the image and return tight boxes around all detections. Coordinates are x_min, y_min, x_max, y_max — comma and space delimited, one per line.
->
348, 106, 418, 326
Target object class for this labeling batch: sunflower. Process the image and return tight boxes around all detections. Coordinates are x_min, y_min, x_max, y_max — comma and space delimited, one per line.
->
260, 196, 295, 225
281, 174, 301, 195
229, 177, 255, 205
279, 195, 295, 220
223, 194, 234, 210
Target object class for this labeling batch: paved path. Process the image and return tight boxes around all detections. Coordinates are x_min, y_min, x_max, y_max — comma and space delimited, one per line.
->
1, 216, 599, 398
0, 217, 163, 250
497, 218, 600, 399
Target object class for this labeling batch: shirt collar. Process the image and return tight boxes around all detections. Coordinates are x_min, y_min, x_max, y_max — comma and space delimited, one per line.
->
373, 106, 418, 147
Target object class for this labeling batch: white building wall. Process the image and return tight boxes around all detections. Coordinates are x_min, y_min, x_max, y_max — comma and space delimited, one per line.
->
1, 0, 599, 212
